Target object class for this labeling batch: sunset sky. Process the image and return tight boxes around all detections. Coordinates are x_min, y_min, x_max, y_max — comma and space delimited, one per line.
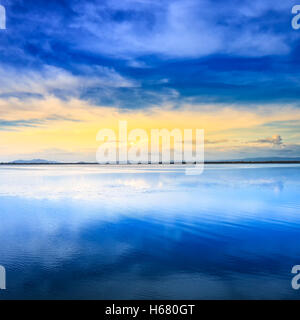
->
0, 0, 300, 161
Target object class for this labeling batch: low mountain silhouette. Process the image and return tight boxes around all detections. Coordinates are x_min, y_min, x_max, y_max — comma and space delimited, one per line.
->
9, 159, 60, 164
235, 157, 300, 162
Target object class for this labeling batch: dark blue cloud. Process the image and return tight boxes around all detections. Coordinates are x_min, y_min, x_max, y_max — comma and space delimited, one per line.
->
0, 0, 300, 108
0, 116, 81, 131
0, 119, 42, 130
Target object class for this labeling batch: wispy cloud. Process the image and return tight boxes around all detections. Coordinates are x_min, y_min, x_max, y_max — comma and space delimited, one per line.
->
249, 135, 284, 146
70, 0, 295, 58
0, 65, 138, 99
257, 135, 283, 146
0, 116, 81, 131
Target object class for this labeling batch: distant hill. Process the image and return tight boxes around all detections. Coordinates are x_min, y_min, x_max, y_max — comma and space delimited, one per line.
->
1, 157, 300, 165
236, 157, 300, 162
9, 159, 60, 164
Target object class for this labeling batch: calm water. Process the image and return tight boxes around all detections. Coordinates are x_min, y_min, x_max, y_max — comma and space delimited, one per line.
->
0, 164, 300, 300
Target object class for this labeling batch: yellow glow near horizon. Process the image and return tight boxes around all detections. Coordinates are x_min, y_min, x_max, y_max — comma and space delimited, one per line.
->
1, 96, 300, 161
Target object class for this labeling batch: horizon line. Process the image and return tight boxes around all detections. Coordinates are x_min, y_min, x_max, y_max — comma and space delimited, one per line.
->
1, 161, 300, 165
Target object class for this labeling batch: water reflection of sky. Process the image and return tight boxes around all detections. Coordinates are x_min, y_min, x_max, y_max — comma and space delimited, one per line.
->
0, 164, 300, 299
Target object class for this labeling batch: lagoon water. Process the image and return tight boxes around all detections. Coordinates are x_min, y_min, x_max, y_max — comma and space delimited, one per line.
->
0, 164, 300, 299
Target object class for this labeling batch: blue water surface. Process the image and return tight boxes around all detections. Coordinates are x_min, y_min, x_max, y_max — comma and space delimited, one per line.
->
0, 164, 299, 299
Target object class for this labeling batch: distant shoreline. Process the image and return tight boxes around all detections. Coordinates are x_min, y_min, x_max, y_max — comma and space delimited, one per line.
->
1, 161, 300, 165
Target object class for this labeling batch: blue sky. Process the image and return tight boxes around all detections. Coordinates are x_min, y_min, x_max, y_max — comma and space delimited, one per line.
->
0, 0, 300, 161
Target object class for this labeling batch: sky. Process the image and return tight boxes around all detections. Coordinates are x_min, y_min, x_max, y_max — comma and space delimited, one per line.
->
0, 0, 300, 161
